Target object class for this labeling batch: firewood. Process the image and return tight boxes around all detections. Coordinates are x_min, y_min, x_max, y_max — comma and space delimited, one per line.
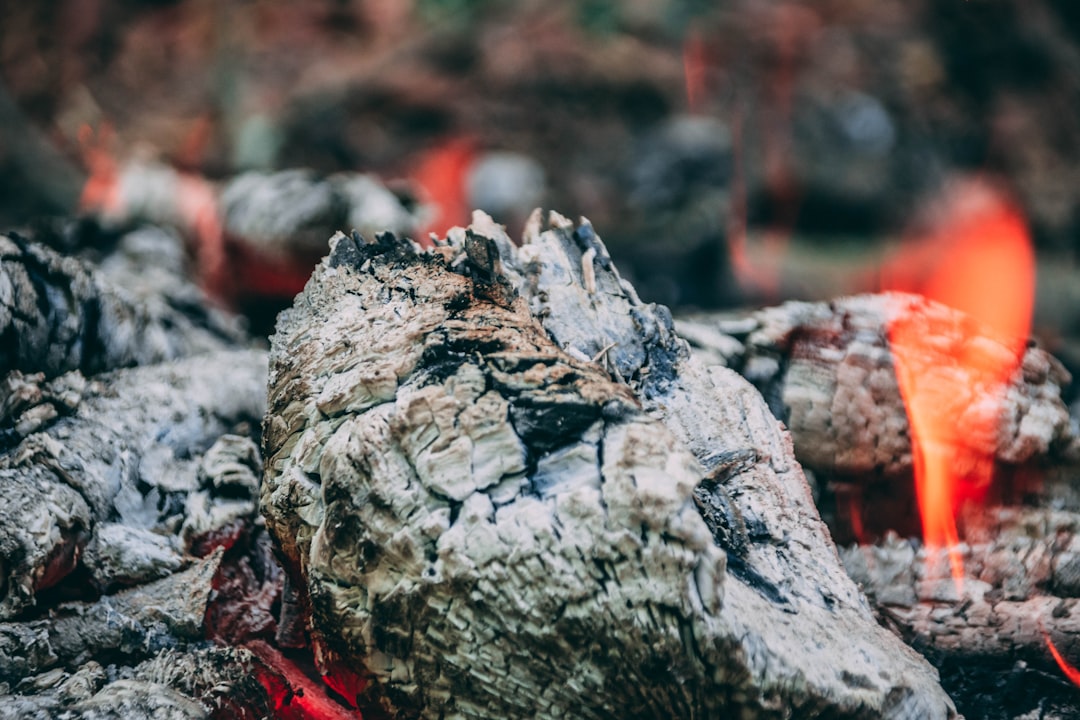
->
840, 506, 1080, 718
92, 158, 420, 259
0, 232, 245, 380
261, 211, 956, 718
0, 549, 221, 687
0, 349, 267, 619
0, 645, 280, 720
676, 295, 1078, 479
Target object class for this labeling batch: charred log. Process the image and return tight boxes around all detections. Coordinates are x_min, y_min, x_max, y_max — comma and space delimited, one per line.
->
0, 231, 245, 380
0, 550, 221, 686
0, 644, 288, 720
88, 159, 420, 261
261, 211, 955, 719
841, 506, 1080, 719
0, 349, 267, 619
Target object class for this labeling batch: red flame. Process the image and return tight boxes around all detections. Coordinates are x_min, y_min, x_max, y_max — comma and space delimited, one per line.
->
882, 178, 1035, 589
1042, 625, 1080, 686
412, 136, 475, 244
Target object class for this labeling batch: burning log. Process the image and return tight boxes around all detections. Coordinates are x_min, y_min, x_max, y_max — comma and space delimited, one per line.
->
839, 506, 1080, 718
0, 644, 287, 720
0, 549, 222, 686
676, 295, 1076, 481
261, 211, 955, 718
84, 157, 422, 302
0, 348, 267, 619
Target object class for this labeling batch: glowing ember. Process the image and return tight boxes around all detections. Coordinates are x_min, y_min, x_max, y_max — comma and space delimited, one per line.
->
176, 172, 227, 294
882, 178, 1035, 589
1042, 626, 1080, 686
247, 640, 364, 720
77, 122, 230, 299
77, 123, 122, 215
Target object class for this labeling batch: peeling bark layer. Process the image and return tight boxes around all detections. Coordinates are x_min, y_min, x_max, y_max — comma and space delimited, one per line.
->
263, 212, 955, 718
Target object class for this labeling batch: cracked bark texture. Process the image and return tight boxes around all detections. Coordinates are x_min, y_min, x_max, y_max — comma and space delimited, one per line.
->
0, 232, 245, 380
676, 295, 1077, 480
262, 211, 955, 719
0, 349, 267, 619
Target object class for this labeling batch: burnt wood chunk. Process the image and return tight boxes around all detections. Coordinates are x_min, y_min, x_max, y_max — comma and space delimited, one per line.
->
262, 211, 956, 719
0, 350, 267, 618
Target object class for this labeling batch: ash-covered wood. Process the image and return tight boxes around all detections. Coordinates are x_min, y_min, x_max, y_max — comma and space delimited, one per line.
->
0, 644, 281, 720
0, 549, 221, 686
0, 231, 245, 380
839, 506, 1080, 719
0, 349, 267, 619
677, 295, 1078, 479
220, 168, 420, 258
262, 211, 955, 718
842, 506, 1080, 656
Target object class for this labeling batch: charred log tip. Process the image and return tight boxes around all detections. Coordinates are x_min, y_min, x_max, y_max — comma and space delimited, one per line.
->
463, 229, 499, 282
462, 228, 518, 295
327, 229, 419, 271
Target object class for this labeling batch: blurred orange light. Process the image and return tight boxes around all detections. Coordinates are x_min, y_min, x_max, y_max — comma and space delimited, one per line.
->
683, 29, 707, 114
412, 136, 475, 244
77, 123, 122, 215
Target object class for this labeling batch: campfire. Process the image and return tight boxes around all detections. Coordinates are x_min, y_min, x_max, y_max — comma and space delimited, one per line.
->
2, 2, 1080, 719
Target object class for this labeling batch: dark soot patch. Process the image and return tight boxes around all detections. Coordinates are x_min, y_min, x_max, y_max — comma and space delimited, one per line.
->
509, 398, 601, 456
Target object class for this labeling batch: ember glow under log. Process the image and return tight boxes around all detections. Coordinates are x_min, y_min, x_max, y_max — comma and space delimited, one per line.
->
262, 210, 955, 718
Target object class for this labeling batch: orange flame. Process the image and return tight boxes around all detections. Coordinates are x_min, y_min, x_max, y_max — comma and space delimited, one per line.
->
882, 178, 1035, 590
